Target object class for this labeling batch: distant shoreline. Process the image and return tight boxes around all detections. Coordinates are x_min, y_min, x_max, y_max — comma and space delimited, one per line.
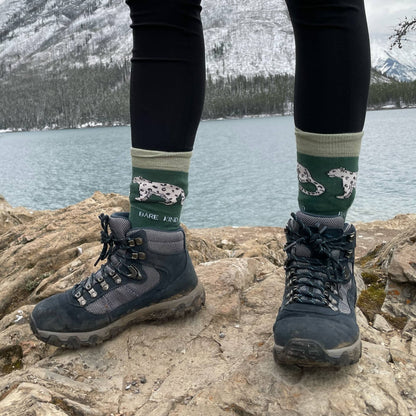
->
1, 105, 415, 134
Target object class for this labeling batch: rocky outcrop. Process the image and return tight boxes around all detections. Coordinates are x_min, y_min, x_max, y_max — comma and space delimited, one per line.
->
0, 193, 415, 416
359, 224, 416, 343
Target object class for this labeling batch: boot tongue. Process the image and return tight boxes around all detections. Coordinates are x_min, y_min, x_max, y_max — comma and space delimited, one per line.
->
291, 212, 345, 257
108, 214, 131, 240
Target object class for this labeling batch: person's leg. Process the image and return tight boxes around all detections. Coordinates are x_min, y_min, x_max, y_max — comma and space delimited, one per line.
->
128, 0, 205, 230
273, 0, 371, 366
291, 0, 370, 217
30, 0, 206, 348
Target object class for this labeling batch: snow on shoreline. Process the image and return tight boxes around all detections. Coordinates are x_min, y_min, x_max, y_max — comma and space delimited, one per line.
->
2, 106, 416, 134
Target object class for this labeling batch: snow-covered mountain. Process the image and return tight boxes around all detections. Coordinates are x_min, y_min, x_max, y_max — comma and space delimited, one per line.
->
371, 34, 416, 81
0, 0, 415, 81
0, 0, 132, 70
202, 0, 295, 78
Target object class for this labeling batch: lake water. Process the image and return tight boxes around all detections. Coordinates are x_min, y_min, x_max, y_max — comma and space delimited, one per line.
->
1, 109, 415, 228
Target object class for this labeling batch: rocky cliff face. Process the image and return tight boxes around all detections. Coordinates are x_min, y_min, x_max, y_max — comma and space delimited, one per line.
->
0, 193, 415, 416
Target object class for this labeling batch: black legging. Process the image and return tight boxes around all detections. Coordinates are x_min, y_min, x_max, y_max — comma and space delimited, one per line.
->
286, 0, 370, 134
126, 0, 205, 152
126, 0, 370, 151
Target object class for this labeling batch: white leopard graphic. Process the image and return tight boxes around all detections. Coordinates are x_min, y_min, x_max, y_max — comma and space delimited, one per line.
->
327, 167, 357, 199
297, 163, 325, 196
133, 176, 186, 205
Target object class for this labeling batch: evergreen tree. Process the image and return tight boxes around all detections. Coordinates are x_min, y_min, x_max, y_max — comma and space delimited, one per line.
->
1, 65, 415, 131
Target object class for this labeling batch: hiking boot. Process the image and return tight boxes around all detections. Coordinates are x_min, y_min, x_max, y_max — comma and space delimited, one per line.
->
273, 212, 361, 367
30, 212, 205, 348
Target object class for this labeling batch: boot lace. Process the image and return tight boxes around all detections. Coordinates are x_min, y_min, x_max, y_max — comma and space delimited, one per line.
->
72, 214, 144, 305
284, 213, 354, 311
94, 213, 116, 266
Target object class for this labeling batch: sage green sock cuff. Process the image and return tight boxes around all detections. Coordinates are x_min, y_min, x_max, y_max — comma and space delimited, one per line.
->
131, 148, 192, 172
295, 128, 363, 158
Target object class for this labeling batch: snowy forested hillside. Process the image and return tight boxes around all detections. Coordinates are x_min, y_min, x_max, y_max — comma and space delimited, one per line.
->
0, 0, 415, 80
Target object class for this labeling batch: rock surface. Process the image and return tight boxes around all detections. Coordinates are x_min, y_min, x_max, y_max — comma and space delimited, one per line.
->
0, 193, 415, 416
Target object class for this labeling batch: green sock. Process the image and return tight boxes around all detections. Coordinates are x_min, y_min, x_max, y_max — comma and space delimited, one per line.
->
129, 148, 192, 230
295, 128, 363, 218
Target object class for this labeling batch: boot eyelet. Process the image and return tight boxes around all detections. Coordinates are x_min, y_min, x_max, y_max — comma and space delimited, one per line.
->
85, 283, 92, 290
78, 296, 87, 306
89, 288, 97, 298
127, 265, 143, 280
131, 252, 146, 261
347, 232, 356, 242
128, 237, 143, 247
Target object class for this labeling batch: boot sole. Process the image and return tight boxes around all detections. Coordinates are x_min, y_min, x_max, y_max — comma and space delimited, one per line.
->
273, 336, 361, 368
30, 282, 205, 349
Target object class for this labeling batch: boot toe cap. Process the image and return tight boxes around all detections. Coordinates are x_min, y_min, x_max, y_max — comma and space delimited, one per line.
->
273, 314, 359, 350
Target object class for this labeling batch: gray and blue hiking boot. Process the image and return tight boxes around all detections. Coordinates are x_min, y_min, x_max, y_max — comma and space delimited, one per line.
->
30, 212, 205, 348
273, 212, 361, 367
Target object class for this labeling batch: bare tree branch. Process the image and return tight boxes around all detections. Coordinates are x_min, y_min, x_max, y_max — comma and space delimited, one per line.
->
390, 16, 416, 49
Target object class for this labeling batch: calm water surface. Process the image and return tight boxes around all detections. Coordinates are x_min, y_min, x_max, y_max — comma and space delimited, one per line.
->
1, 109, 415, 228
